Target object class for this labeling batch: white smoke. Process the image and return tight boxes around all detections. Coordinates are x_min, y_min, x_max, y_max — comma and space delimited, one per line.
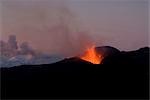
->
0, 35, 63, 67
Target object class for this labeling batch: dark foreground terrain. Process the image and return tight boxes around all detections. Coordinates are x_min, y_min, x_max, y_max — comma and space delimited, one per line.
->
1, 46, 149, 99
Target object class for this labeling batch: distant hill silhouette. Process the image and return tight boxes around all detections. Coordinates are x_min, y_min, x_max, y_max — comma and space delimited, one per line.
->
96, 46, 120, 58
1, 46, 149, 99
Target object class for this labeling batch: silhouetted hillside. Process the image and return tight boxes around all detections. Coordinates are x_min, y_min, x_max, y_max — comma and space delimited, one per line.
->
1, 47, 149, 99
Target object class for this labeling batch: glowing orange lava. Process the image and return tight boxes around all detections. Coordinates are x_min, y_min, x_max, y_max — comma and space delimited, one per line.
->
80, 46, 103, 64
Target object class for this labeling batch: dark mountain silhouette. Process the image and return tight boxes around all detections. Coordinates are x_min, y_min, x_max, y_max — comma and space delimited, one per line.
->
1, 46, 149, 99
96, 46, 120, 58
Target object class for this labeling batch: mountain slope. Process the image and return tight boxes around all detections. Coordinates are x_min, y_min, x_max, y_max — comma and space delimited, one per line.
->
1, 47, 149, 99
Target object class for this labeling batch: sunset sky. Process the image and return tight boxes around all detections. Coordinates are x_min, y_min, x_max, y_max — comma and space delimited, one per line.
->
1, 0, 149, 57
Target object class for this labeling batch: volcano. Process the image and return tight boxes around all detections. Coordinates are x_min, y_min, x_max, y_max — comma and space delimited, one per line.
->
1, 46, 149, 99
80, 45, 103, 64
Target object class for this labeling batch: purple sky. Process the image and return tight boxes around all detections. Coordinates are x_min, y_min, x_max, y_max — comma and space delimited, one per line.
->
1, 0, 149, 57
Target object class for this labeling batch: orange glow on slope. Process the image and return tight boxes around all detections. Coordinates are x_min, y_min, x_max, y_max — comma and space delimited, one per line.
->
80, 46, 103, 64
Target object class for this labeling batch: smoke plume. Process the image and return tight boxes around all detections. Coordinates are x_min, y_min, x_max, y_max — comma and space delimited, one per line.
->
1, 0, 94, 57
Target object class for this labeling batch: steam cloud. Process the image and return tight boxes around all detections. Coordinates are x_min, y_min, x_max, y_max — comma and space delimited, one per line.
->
0, 35, 34, 57
0, 35, 63, 67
